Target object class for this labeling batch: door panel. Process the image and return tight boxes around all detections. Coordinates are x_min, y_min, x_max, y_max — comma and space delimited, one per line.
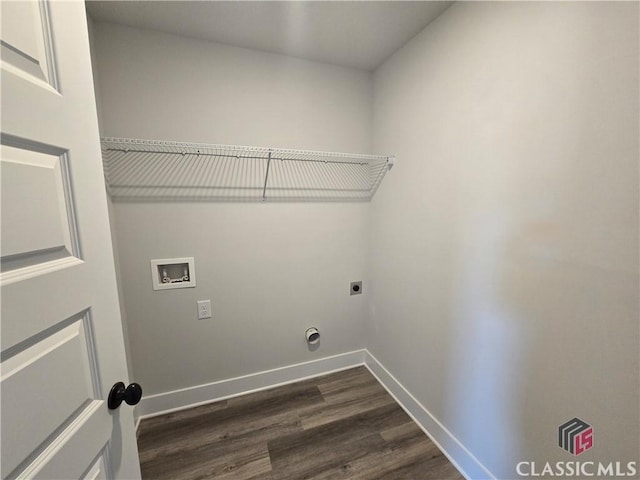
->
1, 316, 102, 477
19, 403, 110, 480
1, 266, 88, 351
0, 0, 56, 87
1, 143, 77, 264
1, 1, 141, 478
83, 456, 107, 480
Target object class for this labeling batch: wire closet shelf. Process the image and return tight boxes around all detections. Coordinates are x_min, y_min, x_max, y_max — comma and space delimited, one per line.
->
101, 138, 394, 202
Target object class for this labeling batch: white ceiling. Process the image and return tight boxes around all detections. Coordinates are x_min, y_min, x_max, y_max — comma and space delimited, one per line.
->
85, 1, 453, 71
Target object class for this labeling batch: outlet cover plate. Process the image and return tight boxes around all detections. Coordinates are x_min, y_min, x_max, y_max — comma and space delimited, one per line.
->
197, 300, 212, 319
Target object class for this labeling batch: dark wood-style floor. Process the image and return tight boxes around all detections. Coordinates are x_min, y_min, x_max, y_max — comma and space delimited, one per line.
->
137, 366, 464, 479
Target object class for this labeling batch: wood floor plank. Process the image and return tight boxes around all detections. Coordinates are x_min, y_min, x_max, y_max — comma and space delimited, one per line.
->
139, 409, 301, 466
138, 383, 322, 461
137, 367, 464, 480
141, 440, 272, 480
314, 366, 379, 396
298, 381, 395, 430
370, 452, 465, 480
267, 403, 410, 479
139, 400, 229, 437
268, 431, 387, 480
289, 366, 373, 395
226, 381, 325, 410
305, 435, 433, 480
334, 422, 444, 480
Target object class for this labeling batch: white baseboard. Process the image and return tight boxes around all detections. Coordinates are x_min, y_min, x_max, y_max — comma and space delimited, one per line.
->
364, 350, 495, 480
134, 417, 141, 436
138, 349, 366, 418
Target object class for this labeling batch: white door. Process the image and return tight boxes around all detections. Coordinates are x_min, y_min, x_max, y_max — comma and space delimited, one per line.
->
1, 1, 141, 478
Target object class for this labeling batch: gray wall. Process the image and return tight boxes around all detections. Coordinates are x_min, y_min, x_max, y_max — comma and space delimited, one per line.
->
86, 15, 136, 382
92, 22, 373, 395
370, 2, 639, 478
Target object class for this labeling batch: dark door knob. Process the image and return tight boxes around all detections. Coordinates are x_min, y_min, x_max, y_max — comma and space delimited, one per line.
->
108, 382, 143, 410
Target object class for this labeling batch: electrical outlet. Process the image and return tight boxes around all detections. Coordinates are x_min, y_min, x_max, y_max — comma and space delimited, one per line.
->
197, 300, 212, 319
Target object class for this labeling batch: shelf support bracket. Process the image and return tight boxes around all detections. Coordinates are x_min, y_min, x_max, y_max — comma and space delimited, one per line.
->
387, 155, 395, 170
262, 150, 272, 201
